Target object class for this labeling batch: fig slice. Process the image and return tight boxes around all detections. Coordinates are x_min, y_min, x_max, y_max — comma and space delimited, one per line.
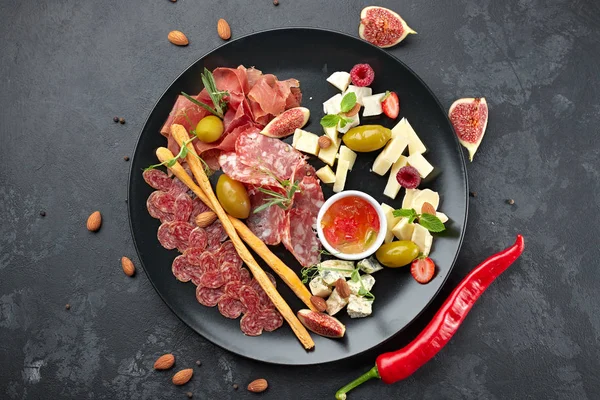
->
448, 97, 488, 161
297, 309, 346, 338
359, 6, 416, 48
260, 107, 310, 138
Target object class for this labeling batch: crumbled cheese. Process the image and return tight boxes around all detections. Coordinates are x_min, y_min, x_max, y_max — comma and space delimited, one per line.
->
357, 257, 384, 274
320, 260, 355, 277
309, 277, 332, 298
326, 288, 349, 316
347, 295, 373, 318
320, 269, 344, 286
347, 274, 375, 295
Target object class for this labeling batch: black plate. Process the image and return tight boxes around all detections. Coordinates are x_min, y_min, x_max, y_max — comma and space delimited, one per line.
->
128, 28, 468, 365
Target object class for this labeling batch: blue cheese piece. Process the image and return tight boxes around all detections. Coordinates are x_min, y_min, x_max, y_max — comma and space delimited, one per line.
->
326, 288, 349, 316
309, 276, 332, 297
319, 269, 344, 286
347, 294, 373, 318
357, 257, 384, 274
347, 274, 376, 295
320, 260, 355, 277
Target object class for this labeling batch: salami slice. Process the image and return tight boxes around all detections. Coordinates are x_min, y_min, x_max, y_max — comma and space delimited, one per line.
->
239, 268, 252, 285
172, 255, 203, 283
239, 285, 261, 313
245, 189, 286, 245
147, 191, 176, 214
188, 227, 208, 250
157, 222, 177, 250
196, 286, 224, 307
221, 261, 242, 283
223, 281, 244, 299
219, 152, 279, 187
260, 308, 283, 332
188, 197, 211, 225
143, 169, 173, 191
170, 221, 195, 252
218, 296, 245, 319
281, 208, 321, 268
217, 241, 242, 268
291, 161, 317, 184
173, 193, 193, 222
206, 222, 228, 248
168, 177, 189, 196
240, 312, 263, 336
198, 270, 225, 289
292, 176, 325, 216
250, 277, 275, 309
185, 249, 217, 273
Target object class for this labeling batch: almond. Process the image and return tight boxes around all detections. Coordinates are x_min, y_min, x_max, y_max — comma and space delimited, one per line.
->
335, 278, 351, 299
86, 211, 102, 232
168, 30, 189, 46
318, 136, 332, 149
121, 256, 135, 277
421, 202, 436, 215
172, 368, 193, 385
195, 211, 217, 228
310, 296, 327, 312
217, 19, 231, 40
344, 103, 361, 117
247, 378, 268, 393
154, 354, 175, 370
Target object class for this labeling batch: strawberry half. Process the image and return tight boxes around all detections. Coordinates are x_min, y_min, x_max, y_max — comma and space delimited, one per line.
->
411, 257, 435, 284
381, 91, 400, 119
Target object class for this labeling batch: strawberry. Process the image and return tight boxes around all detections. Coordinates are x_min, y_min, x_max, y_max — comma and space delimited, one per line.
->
411, 257, 435, 284
381, 91, 400, 119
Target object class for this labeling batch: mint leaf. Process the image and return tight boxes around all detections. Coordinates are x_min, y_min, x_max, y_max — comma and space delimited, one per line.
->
393, 208, 417, 218
340, 92, 357, 113
419, 213, 446, 232
320, 114, 340, 128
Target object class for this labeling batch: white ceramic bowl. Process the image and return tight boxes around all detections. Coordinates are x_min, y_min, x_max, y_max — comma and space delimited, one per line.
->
316, 190, 387, 261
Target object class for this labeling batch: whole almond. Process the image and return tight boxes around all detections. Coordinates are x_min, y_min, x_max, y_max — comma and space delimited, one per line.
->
121, 256, 136, 277
172, 368, 193, 385
86, 211, 102, 232
318, 136, 332, 149
217, 19, 231, 40
344, 103, 361, 117
154, 354, 175, 370
310, 296, 327, 313
195, 211, 218, 228
335, 278, 351, 299
421, 202, 436, 215
247, 378, 268, 393
168, 30, 189, 46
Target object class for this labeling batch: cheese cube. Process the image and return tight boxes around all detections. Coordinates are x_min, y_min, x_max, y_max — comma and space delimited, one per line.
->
347, 274, 375, 295
362, 93, 386, 117
293, 129, 320, 156
392, 218, 415, 241
402, 189, 420, 209
326, 71, 352, 92
383, 155, 409, 199
332, 159, 350, 193
344, 85, 372, 105
320, 260, 355, 277
337, 114, 359, 133
338, 146, 357, 170
436, 212, 449, 223
317, 135, 341, 166
309, 277, 332, 297
372, 135, 409, 176
358, 256, 384, 274
323, 93, 343, 115
316, 166, 336, 184
326, 288, 349, 316
407, 153, 434, 178
347, 295, 373, 318
381, 203, 400, 243
423, 231, 434, 256
391, 118, 427, 155
320, 269, 344, 286
412, 189, 440, 211
411, 223, 433, 255
323, 126, 338, 141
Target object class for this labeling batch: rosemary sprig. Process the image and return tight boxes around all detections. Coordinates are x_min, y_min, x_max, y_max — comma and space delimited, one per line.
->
144, 136, 197, 171
254, 181, 300, 213
181, 68, 228, 118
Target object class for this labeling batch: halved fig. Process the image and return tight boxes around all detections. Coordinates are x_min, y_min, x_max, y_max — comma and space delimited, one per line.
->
359, 6, 416, 48
261, 107, 310, 138
448, 98, 488, 161
297, 309, 346, 338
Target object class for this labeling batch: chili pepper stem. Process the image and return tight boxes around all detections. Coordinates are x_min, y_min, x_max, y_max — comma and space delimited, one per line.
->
335, 365, 380, 399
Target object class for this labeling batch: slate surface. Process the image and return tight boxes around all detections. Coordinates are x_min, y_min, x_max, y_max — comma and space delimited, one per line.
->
1, 0, 599, 399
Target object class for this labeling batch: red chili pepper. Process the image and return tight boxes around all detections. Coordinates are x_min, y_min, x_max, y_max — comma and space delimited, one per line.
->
335, 235, 525, 400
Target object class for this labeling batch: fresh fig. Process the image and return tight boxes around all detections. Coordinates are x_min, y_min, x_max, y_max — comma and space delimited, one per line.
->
358, 6, 416, 48
448, 97, 488, 161
261, 107, 310, 138
297, 309, 346, 339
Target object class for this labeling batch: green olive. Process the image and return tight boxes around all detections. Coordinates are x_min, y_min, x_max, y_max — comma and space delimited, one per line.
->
195, 115, 224, 143
375, 241, 420, 268
342, 125, 392, 152
215, 175, 251, 219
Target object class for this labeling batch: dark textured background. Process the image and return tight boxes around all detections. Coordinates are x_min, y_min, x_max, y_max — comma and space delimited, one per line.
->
1, 0, 598, 399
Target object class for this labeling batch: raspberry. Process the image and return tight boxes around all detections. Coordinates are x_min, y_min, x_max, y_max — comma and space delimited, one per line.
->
396, 166, 421, 189
350, 64, 375, 87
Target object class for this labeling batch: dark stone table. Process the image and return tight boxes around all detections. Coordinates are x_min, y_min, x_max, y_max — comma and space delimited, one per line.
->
1, 0, 598, 398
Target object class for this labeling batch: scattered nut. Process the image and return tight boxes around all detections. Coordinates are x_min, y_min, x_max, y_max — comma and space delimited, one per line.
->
217, 19, 231, 40
233, 383, 239, 390
421, 202, 436, 215
507, 199, 515, 205
113, 116, 119, 123
247, 378, 268, 393
172, 368, 193, 386
195, 360, 202, 367
168, 30, 189, 46
469, 191, 477, 198
121, 256, 136, 277
344, 103, 361, 117
273, 0, 279, 5
119, 117, 126, 124
318, 136, 332, 149
124, 156, 130, 161
335, 278, 351, 299
186, 392, 193, 398
310, 296, 327, 312
65, 304, 71, 310
195, 211, 218, 228
86, 211, 102, 232
154, 354, 175, 370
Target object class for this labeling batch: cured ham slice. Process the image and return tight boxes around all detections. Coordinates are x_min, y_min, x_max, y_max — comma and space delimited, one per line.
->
292, 176, 325, 216
219, 152, 280, 187
245, 189, 286, 245
282, 208, 321, 268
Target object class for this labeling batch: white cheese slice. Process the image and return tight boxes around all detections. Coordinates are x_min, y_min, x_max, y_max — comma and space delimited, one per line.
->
316, 165, 336, 184
362, 93, 385, 117
320, 260, 355, 278
332, 159, 350, 193
411, 223, 433, 255
309, 277, 332, 298
392, 218, 415, 241
402, 189, 420, 209
391, 118, 427, 155
326, 288, 349, 316
358, 256, 384, 274
323, 125, 338, 141
326, 71, 352, 92
323, 93, 343, 115
337, 113, 359, 134
406, 153, 434, 178
292, 128, 302, 147
338, 146, 357, 170
383, 155, 409, 199
372, 135, 409, 176
320, 269, 344, 286
436, 212, 449, 223
422, 231, 434, 256
293, 129, 320, 156
347, 274, 375, 295
347, 294, 373, 318
381, 203, 400, 243
344, 85, 372, 105
412, 189, 440, 212
317, 135, 341, 166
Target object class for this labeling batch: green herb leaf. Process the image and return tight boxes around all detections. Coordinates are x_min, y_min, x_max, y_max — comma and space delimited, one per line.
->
340, 92, 357, 113
393, 208, 417, 218
320, 114, 341, 128
381, 90, 391, 102
300, 265, 320, 284
350, 270, 360, 283
418, 213, 446, 232
181, 92, 221, 118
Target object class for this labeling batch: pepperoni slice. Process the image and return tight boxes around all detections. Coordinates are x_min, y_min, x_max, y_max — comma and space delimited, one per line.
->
218, 296, 245, 319
196, 286, 224, 307
143, 169, 173, 191
189, 198, 211, 225
239, 268, 252, 285
188, 227, 208, 250
240, 312, 263, 336
239, 285, 261, 313
173, 193, 193, 222
157, 222, 177, 250
198, 270, 225, 289
221, 261, 241, 283
168, 177, 189, 196
260, 308, 283, 332
223, 281, 244, 299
